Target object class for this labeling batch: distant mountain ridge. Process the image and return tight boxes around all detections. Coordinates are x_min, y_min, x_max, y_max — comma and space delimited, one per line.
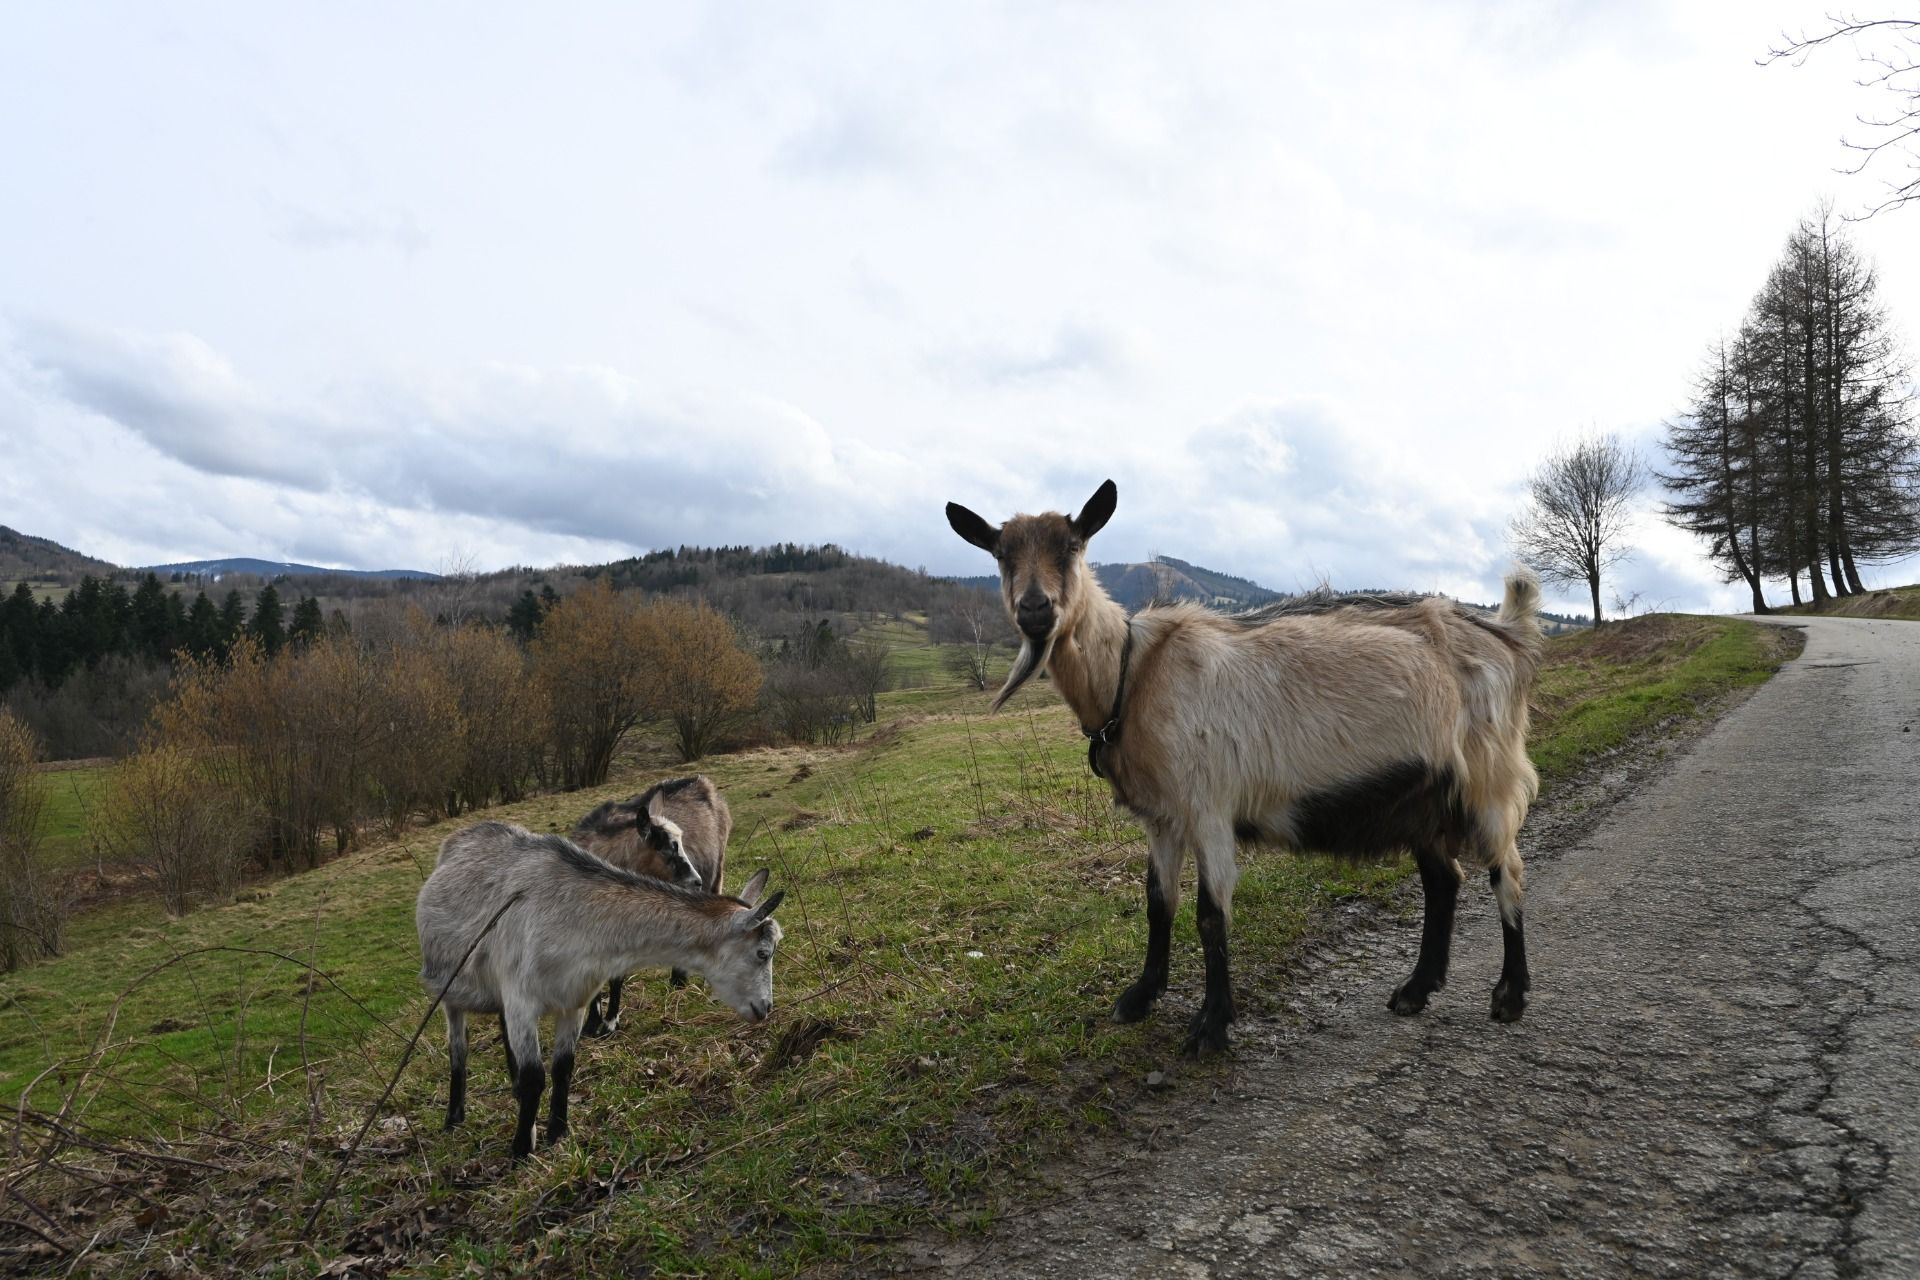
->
141, 557, 441, 581
947, 555, 1284, 610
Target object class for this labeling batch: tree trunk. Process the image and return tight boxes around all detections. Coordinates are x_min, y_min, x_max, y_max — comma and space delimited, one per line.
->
1589, 576, 1604, 628
1841, 531, 1867, 593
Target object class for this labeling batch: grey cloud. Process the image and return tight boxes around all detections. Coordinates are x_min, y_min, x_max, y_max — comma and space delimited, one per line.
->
773, 98, 927, 179
935, 319, 1129, 388
15, 322, 333, 491
274, 202, 429, 255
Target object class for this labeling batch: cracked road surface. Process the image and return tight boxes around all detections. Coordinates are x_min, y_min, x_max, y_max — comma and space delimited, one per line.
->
925, 616, 1920, 1278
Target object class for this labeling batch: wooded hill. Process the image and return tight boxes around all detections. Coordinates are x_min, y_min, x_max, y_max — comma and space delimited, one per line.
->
0, 527, 116, 587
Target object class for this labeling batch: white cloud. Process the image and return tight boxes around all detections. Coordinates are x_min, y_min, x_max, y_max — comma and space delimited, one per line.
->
2, 1, 1918, 612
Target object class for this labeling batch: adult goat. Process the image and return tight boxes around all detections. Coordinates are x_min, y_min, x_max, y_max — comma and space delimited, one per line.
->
417, 821, 783, 1159
946, 480, 1542, 1054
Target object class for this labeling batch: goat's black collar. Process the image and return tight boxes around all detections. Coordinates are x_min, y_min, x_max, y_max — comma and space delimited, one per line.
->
1082, 619, 1135, 781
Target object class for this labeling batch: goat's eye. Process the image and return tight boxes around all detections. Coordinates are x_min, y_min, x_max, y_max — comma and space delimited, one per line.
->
757, 949, 773, 962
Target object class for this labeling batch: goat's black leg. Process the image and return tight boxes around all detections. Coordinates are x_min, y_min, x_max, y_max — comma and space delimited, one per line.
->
602, 977, 625, 1031
1489, 864, 1530, 1023
444, 1009, 468, 1130
546, 1009, 584, 1147
1113, 861, 1173, 1024
1389, 845, 1460, 1016
583, 983, 611, 1038
501, 1014, 519, 1082
669, 968, 688, 989
1183, 877, 1235, 1056
511, 1059, 545, 1160
504, 1009, 543, 1161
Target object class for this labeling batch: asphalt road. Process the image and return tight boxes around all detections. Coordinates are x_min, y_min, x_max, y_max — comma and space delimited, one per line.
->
922, 615, 1920, 1278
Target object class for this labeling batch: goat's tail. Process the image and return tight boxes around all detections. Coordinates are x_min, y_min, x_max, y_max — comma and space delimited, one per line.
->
1498, 566, 1544, 647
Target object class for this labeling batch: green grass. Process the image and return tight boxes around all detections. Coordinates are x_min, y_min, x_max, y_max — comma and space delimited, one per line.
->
32, 763, 115, 871
1529, 614, 1799, 786
0, 615, 1799, 1277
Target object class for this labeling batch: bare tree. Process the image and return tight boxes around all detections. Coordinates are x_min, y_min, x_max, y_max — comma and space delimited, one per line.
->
1511, 434, 1645, 627
1763, 18, 1920, 218
837, 635, 894, 723
931, 593, 1006, 690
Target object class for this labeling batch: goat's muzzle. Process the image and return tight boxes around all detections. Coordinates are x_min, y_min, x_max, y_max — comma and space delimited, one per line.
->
1016, 590, 1056, 641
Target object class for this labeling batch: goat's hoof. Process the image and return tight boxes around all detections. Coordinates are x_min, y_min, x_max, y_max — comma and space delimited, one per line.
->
1180, 1024, 1231, 1058
583, 1019, 617, 1039
1490, 981, 1528, 1023
1111, 981, 1163, 1024
1388, 982, 1436, 1016
509, 1141, 534, 1162
1180, 1007, 1232, 1057
544, 1125, 570, 1148
442, 1112, 464, 1131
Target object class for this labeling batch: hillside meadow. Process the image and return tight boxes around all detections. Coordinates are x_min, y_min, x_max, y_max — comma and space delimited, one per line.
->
0, 614, 1799, 1277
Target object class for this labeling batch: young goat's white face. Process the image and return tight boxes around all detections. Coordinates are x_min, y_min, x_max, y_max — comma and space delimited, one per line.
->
946, 479, 1117, 709
642, 812, 701, 886
697, 868, 785, 1023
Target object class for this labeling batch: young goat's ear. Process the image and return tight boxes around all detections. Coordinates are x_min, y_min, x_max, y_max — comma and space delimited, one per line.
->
1071, 480, 1117, 541
946, 502, 1000, 554
737, 867, 771, 906
741, 889, 785, 929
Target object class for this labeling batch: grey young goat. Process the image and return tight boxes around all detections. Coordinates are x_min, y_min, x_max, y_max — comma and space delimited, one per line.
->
571, 775, 733, 1035
947, 480, 1543, 1054
416, 820, 783, 1160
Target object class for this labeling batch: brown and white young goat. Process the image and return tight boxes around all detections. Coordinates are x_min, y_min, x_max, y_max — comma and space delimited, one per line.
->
416, 821, 782, 1160
571, 775, 734, 1035
946, 480, 1543, 1054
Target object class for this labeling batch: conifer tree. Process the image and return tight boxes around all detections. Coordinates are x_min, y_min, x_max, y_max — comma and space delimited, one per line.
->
249, 584, 286, 657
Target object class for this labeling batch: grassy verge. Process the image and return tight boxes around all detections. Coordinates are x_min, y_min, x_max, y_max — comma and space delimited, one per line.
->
0, 615, 1798, 1277
1529, 614, 1801, 787
1774, 582, 1920, 621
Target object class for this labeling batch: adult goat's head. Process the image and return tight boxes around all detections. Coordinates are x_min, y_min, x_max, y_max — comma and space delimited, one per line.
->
945, 479, 1117, 710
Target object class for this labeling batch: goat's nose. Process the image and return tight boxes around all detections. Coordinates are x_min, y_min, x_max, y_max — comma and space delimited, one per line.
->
1018, 587, 1048, 612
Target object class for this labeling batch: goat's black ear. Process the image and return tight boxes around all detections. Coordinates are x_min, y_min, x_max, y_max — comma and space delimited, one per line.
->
745, 889, 786, 927
1072, 480, 1117, 540
946, 502, 1000, 554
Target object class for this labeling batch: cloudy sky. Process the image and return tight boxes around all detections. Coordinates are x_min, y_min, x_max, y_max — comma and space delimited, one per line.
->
3, 1, 1917, 614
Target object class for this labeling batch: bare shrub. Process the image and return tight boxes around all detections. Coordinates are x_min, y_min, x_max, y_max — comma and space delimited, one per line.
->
639, 598, 763, 761
0, 709, 63, 969
439, 623, 543, 814
362, 640, 462, 834
761, 659, 859, 745
101, 744, 255, 914
531, 580, 655, 789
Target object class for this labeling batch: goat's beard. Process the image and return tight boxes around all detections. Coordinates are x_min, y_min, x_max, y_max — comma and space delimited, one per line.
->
990, 633, 1055, 712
